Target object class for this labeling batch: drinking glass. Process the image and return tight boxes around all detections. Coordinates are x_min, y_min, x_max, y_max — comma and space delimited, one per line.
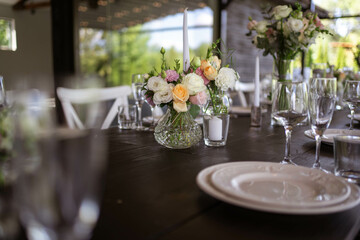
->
272, 81, 308, 165
343, 80, 360, 130
308, 78, 337, 172
132, 74, 146, 130
12, 90, 106, 240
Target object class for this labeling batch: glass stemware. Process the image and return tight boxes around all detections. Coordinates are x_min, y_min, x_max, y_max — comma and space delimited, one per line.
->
12, 90, 106, 240
132, 74, 146, 130
343, 80, 360, 130
308, 78, 337, 172
272, 81, 308, 165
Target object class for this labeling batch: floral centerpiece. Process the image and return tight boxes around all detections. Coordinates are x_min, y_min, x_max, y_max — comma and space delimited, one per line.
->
246, 3, 331, 81
144, 47, 206, 149
192, 41, 239, 146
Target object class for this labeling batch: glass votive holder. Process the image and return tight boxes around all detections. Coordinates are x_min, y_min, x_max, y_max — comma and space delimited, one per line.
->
203, 114, 230, 147
118, 104, 137, 129
334, 135, 360, 184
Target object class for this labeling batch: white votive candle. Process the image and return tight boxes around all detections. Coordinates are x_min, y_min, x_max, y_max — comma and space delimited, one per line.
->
209, 116, 222, 141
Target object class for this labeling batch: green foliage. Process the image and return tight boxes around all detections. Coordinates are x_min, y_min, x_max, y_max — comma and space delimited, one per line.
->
80, 25, 210, 87
0, 19, 10, 47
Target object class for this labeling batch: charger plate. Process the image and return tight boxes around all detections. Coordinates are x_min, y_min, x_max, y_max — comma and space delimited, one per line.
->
211, 163, 350, 208
197, 162, 360, 215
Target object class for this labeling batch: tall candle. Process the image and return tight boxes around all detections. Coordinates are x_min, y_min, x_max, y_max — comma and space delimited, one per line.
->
183, 8, 190, 72
254, 55, 260, 107
209, 116, 222, 141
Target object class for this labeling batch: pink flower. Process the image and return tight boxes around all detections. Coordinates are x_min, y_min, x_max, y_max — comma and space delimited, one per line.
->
165, 69, 179, 82
189, 91, 207, 106
314, 16, 324, 29
195, 67, 210, 85
247, 20, 258, 30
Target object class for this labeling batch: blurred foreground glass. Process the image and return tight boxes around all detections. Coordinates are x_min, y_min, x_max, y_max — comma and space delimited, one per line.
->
334, 135, 360, 184
272, 81, 308, 165
13, 90, 107, 240
343, 80, 360, 130
118, 104, 137, 129
308, 78, 336, 172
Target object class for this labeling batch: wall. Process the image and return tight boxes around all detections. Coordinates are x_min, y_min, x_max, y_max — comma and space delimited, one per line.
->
0, 4, 53, 94
226, 0, 273, 82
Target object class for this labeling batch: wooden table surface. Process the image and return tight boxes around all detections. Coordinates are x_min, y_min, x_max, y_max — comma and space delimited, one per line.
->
86, 110, 360, 240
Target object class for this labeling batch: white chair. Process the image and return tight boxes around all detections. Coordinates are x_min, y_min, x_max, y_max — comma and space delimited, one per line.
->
57, 86, 131, 129
235, 81, 255, 107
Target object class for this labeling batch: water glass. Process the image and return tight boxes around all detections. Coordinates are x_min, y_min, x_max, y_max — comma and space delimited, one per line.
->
334, 135, 360, 184
118, 104, 137, 129
343, 80, 360, 130
272, 81, 308, 164
203, 114, 229, 147
12, 90, 107, 240
308, 77, 336, 172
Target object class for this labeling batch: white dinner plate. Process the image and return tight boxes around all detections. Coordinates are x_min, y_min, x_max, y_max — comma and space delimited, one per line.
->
211, 163, 350, 208
196, 162, 360, 215
347, 114, 360, 121
304, 129, 360, 145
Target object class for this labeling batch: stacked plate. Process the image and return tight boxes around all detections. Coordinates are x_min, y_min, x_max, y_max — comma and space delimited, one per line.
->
196, 162, 360, 214
304, 129, 360, 145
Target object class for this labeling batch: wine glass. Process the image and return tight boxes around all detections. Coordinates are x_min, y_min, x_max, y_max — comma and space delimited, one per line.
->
12, 90, 106, 240
272, 81, 308, 165
343, 80, 360, 130
132, 74, 146, 130
308, 78, 337, 172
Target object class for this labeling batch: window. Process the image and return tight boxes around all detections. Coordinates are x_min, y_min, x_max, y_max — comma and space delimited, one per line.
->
0, 17, 16, 51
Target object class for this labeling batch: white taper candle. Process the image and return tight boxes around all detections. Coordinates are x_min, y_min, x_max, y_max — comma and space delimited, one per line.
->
254, 55, 260, 107
183, 8, 190, 72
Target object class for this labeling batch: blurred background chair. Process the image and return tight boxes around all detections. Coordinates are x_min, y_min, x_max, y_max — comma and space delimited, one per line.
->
234, 81, 255, 107
57, 86, 131, 129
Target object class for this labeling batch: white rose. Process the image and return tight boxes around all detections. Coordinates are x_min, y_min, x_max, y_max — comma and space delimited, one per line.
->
215, 68, 238, 91
182, 73, 206, 95
147, 76, 167, 92
272, 5, 292, 20
255, 20, 268, 34
153, 85, 172, 104
288, 17, 304, 32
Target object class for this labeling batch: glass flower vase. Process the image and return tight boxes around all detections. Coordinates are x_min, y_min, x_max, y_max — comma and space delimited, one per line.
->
154, 106, 202, 149
271, 59, 294, 126
202, 92, 230, 147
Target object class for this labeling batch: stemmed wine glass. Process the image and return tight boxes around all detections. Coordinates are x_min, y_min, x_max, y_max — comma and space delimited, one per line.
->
272, 81, 308, 165
343, 80, 360, 130
12, 90, 107, 240
132, 74, 146, 130
308, 78, 337, 172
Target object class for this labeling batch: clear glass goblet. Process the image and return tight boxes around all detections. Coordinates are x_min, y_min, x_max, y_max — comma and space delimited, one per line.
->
343, 80, 360, 130
272, 81, 308, 165
308, 78, 337, 172
132, 74, 146, 130
12, 90, 106, 240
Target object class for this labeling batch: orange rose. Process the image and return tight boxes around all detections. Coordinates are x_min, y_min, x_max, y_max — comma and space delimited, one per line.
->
200, 60, 211, 71
204, 66, 218, 80
172, 84, 189, 103
173, 101, 188, 112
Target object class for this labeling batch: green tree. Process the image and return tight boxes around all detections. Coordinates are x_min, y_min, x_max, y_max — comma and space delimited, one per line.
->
0, 19, 9, 47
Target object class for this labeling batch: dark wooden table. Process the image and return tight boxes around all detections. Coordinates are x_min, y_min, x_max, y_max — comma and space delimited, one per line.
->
90, 110, 360, 240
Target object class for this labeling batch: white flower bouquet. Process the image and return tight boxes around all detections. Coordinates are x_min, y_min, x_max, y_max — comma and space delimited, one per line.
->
246, 2, 331, 80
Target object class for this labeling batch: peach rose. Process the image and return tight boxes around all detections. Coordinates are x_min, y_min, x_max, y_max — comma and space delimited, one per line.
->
172, 84, 189, 103
200, 60, 211, 71
173, 101, 188, 112
204, 65, 218, 80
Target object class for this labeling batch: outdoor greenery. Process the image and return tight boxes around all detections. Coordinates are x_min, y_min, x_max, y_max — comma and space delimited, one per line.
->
0, 19, 10, 47
80, 25, 210, 87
